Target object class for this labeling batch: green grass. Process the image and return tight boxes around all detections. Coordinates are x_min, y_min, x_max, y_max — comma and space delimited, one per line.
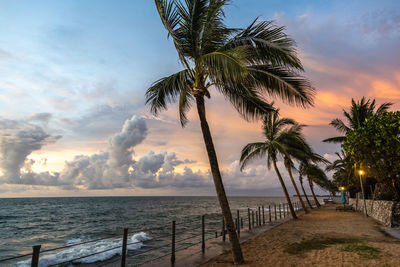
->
340, 243, 381, 259
285, 238, 360, 255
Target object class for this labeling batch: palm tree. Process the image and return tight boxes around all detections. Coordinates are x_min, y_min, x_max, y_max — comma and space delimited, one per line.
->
326, 150, 354, 187
281, 123, 313, 213
148, 1, 314, 263
323, 97, 392, 143
298, 166, 313, 208
300, 162, 330, 207
240, 112, 310, 219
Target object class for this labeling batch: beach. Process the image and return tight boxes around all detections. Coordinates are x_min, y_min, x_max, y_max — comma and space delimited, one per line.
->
202, 204, 400, 266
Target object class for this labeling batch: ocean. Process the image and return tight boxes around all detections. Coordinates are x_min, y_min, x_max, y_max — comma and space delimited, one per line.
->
0, 196, 313, 266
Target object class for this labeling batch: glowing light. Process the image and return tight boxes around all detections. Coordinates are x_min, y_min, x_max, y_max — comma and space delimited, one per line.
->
359, 170, 364, 175
339, 186, 345, 191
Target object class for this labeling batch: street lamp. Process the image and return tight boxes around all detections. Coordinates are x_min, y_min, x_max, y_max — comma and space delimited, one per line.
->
358, 170, 368, 217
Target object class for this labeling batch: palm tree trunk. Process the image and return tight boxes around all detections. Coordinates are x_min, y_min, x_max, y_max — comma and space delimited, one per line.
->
272, 158, 297, 219
299, 175, 313, 209
287, 167, 308, 213
308, 176, 321, 207
195, 96, 244, 264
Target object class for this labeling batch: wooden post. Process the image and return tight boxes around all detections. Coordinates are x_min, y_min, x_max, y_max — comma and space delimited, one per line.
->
283, 204, 286, 218
248, 208, 251, 230
252, 210, 255, 228
262, 205, 265, 224
274, 204, 277, 221
222, 218, 226, 242
258, 207, 261, 226
237, 210, 240, 237
241, 218, 243, 229
268, 205, 271, 222
31, 245, 41, 267
215, 231, 218, 238
256, 211, 258, 226
171, 221, 176, 264
279, 203, 282, 219
121, 228, 128, 267
202, 215, 205, 253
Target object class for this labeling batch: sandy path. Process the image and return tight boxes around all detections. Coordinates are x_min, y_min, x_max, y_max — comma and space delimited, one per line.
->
202, 204, 400, 267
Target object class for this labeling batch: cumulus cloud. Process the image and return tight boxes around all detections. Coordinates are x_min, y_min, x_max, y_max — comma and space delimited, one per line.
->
0, 114, 329, 196
0, 117, 61, 184
0, 115, 211, 191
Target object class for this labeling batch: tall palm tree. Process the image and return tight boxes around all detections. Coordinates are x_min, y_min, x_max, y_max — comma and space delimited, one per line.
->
298, 166, 313, 208
300, 162, 330, 207
323, 97, 392, 143
240, 112, 309, 219
281, 123, 313, 213
148, 1, 314, 263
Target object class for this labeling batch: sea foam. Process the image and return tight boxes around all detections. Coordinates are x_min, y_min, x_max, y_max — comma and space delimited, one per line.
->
17, 232, 151, 267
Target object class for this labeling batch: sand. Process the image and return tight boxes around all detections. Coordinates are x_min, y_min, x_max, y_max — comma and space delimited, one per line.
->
202, 204, 400, 267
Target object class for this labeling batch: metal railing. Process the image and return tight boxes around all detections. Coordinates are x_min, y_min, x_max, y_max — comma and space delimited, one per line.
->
0, 200, 316, 267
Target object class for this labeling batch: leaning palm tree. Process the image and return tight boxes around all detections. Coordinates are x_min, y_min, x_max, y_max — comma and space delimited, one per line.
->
323, 97, 392, 143
148, 1, 314, 263
300, 162, 330, 207
298, 163, 313, 208
281, 124, 313, 213
240, 112, 310, 219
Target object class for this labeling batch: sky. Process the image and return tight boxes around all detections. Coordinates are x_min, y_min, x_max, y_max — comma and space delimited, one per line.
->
0, 0, 399, 198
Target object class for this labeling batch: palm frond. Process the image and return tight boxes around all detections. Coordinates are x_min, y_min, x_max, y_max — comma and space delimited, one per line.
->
146, 69, 192, 116
329, 118, 349, 134
247, 65, 314, 107
222, 19, 303, 69
239, 142, 268, 170
322, 136, 346, 143
376, 102, 393, 113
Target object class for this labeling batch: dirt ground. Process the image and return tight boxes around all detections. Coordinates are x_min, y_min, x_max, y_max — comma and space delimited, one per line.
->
202, 204, 400, 267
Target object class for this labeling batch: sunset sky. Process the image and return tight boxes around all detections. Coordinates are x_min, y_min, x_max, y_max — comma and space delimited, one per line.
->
0, 0, 399, 197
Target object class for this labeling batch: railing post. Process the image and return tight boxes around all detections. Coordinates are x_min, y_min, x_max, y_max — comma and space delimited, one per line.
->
171, 221, 176, 264
241, 217, 243, 229
256, 211, 258, 226
121, 228, 128, 267
274, 204, 277, 221
258, 207, 261, 226
237, 210, 240, 237
279, 203, 282, 219
248, 208, 251, 230
283, 203, 286, 218
268, 205, 271, 222
252, 210, 255, 228
202, 215, 205, 253
262, 205, 265, 224
31, 245, 41, 267
222, 218, 226, 242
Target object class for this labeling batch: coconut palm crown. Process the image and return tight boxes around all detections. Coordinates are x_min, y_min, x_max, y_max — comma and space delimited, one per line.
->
323, 97, 392, 143
239, 111, 312, 218
147, 0, 314, 264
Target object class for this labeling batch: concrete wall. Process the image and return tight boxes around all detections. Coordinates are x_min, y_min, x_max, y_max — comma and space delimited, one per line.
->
349, 198, 400, 227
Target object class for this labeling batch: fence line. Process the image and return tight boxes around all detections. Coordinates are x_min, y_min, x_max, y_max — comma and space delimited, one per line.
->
0, 199, 317, 267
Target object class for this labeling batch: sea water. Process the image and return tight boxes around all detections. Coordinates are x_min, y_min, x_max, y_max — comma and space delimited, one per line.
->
0, 196, 310, 266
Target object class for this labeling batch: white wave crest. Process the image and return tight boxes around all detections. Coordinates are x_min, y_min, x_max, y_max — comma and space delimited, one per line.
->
17, 232, 151, 267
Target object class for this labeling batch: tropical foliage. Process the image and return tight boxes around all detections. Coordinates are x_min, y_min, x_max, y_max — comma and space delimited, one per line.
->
343, 111, 400, 200
324, 97, 397, 200
148, 0, 314, 263
323, 97, 392, 143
